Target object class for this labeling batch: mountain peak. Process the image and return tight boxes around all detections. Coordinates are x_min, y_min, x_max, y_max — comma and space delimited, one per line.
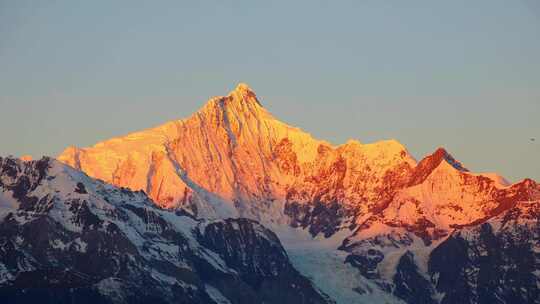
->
197, 82, 264, 120
233, 82, 254, 94
227, 82, 261, 106
432, 147, 468, 172
408, 147, 468, 186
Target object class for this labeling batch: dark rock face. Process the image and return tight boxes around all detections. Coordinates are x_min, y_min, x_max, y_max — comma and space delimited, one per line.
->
393, 251, 435, 304
344, 249, 384, 279
0, 157, 330, 304
0, 287, 112, 304
198, 218, 288, 281
0, 157, 51, 214
339, 200, 540, 304
429, 220, 540, 304
285, 200, 348, 238
75, 182, 87, 194
428, 235, 472, 304
197, 218, 330, 304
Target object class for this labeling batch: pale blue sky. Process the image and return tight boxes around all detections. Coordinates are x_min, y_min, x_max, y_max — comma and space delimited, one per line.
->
1, 1, 539, 181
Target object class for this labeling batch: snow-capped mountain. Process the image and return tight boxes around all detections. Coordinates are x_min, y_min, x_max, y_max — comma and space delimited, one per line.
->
0, 156, 331, 304
37, 83, 540, 303
58, 83, 418, 223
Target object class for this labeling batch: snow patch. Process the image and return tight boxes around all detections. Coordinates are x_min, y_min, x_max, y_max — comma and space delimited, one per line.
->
205, 284, 232, 304
271, 225, 404, 304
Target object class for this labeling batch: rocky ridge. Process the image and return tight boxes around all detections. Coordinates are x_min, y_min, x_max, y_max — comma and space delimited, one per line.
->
0, 156, 331, 304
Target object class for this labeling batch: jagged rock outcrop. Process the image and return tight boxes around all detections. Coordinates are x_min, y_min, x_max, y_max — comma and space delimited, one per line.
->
429, 197, 540, 304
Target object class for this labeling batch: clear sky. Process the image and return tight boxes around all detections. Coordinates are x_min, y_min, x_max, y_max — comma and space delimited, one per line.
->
1, 1, 539, 181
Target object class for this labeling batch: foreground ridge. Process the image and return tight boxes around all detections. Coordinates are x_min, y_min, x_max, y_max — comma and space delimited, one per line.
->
0, 156, 331, 304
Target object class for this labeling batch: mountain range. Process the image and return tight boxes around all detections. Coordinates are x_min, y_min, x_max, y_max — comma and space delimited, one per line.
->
1, 83, 539, 304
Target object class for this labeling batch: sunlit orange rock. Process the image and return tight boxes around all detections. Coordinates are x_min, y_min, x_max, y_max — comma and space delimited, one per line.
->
58, 83, 539, 236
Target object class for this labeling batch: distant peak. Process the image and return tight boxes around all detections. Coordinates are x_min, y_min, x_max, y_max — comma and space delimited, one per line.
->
431, 147, 468, 172
408, 147, 468, 186
429, 147, 451, 166
432, 147, 448, 156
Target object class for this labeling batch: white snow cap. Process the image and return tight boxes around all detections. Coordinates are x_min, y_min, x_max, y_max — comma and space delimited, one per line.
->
234, 82, 253, 93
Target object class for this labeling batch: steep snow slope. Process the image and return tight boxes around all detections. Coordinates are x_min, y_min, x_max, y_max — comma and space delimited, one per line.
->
271, 225, 405, 304
0, 157, 331, 304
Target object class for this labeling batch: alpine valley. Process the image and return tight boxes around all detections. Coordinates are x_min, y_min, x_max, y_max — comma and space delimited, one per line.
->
2, 84, 539, 304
